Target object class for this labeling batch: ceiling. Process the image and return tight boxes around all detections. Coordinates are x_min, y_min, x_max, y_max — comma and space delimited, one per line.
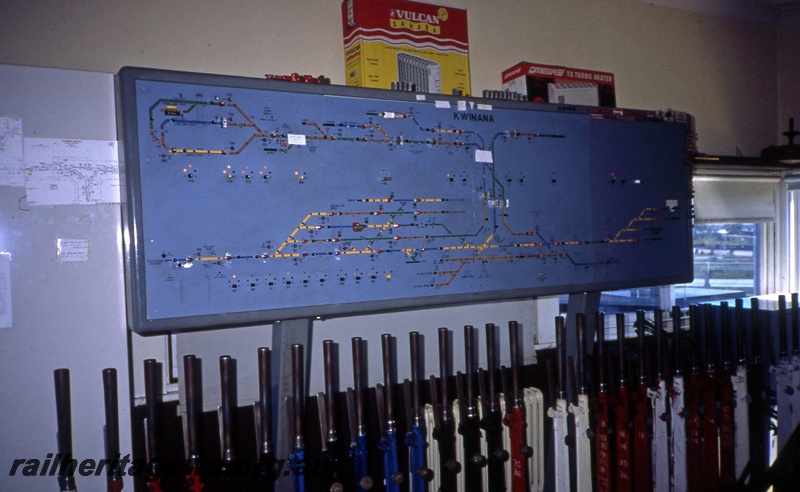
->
646, 0, 800, 24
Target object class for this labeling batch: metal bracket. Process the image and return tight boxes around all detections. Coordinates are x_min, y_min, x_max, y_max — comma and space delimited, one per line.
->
271, 318, 313, 489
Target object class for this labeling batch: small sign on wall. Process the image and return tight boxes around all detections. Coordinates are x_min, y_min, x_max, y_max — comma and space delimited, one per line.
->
57, 238, 89, 262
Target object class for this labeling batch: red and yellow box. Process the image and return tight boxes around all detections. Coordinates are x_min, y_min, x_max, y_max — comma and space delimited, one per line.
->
502, 61, 616, 107
342, 0, 471, 94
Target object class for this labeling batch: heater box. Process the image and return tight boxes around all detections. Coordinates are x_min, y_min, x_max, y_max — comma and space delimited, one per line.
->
502, 61, 616, 107
342, 0, 471, 94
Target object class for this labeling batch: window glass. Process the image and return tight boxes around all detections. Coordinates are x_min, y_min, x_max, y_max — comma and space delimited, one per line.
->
561, 222, 760, 313
789, 190, 799, 293
674, 223, 758, 305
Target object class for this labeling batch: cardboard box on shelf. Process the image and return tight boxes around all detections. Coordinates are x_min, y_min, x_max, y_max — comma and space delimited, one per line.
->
342, 0, 471, 95
501, 62, 615, 107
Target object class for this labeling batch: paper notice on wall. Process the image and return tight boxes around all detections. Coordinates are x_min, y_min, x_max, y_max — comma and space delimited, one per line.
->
0, 116, 24, 188
0, 252, 11, 329
23, 138, 120, 205
57, 238, 89, 262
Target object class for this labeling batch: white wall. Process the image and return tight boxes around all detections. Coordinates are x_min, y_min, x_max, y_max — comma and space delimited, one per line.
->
0, 65, 131, 492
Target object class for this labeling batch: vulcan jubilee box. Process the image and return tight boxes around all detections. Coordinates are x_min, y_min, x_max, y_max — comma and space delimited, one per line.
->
342, 0, 471, 94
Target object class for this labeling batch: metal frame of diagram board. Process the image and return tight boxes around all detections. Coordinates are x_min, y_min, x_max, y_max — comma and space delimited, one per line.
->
116, 66, 694, 334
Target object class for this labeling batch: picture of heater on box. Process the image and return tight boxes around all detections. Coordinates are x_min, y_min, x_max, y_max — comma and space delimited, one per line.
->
396, 52, 441, 93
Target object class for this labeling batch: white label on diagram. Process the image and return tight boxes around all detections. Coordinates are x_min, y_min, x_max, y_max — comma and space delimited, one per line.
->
287, 134, 306, 146
475, 149, 493, 163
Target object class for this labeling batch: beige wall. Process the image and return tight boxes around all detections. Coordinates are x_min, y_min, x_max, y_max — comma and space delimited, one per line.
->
0, 0, 785, 154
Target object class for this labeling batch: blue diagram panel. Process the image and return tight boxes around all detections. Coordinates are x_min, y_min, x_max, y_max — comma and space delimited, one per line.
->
117, 67, 692, 333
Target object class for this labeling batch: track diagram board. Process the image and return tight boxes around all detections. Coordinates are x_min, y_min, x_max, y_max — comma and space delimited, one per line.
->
117, 67, 693, 333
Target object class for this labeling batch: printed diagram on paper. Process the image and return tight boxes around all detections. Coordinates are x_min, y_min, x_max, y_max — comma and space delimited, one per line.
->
23, 138, 120, 205
0, 116, 24, 188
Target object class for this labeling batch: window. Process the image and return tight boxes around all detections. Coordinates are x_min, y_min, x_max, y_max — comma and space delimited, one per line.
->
674, 223, 758, 305
788, 184, 800, 293
559, 170, 782, 314
585, 223, 759, 312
